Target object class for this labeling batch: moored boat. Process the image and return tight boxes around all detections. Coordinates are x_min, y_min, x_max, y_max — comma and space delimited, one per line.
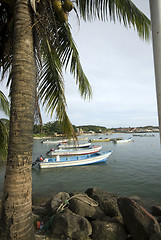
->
58, 142, 91, 149
110, 137, 123, 141
132, 134, 155, 137
41, 139, 68, 144
33, 151, 113, 168
46, 146, 102, 156
114, 137, 132, 143
77, 137, 89, 141
89, 138, 111, 143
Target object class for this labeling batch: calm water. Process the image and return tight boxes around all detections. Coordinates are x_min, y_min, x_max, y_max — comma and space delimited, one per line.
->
0, 133, 161, 206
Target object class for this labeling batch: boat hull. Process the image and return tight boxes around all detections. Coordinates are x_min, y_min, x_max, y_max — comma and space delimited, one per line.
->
115, 137, 132, 143
58, 142, 91, 149
49, 146, 102, 156
42, 139, 68, 144
90, 138, 111, 142
39, 151, 112, 168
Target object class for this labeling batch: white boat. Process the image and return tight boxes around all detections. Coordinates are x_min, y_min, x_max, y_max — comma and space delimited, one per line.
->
114, 137, 132, 143
58, 142, 92, 149
90, 138, 111, 142
46, 146, 102, 156
78, 137, 89, 141
41, 139, 68, 144
33, 151, 113, 168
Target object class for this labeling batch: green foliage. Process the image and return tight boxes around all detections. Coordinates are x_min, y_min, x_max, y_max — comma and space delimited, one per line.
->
0, 118, 9, 161
0, 90, 9, 116
78, 125, 108, 133
0, 90, 9, 161
57, 23, 92, 100
34, 121, 78, 136
43, 121, 63, 134
75, 0, 151, 40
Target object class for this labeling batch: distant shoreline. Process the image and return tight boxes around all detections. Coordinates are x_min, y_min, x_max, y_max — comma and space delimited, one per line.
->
33, 131, 159, 140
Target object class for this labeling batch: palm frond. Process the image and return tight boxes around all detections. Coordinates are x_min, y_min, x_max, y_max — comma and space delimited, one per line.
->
56, 102, 76, 138
38, 36, 66, 113
57, 23, 92, 100
0, 1, 14, 79
75, 0, 151, 40
38, 37, 76, 137
0, 90, 9, 116
0, 118, 9, 159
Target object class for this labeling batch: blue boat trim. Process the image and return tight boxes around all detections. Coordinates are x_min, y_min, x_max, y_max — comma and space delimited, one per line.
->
35, 151, 113, 168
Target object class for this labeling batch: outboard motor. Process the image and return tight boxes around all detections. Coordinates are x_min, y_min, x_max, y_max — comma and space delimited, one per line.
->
32, 155, 44, 167
46, 148, 54, 155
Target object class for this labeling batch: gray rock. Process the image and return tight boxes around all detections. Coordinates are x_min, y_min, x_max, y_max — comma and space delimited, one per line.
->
152, 205, 161, 216
150, 233, 161, 240
91, 220, 127, 240
51, 192, 70, 213
32, 205, 48, 217
85, 188, 120, 217
118, 197, 161, 240
52, 208, 92, 239
69, 195, 105, 220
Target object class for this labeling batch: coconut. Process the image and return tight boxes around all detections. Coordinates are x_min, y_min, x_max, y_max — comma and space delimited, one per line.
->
62, 0, 73, 12
52, 0, 62, 13
57, 9, 68, 23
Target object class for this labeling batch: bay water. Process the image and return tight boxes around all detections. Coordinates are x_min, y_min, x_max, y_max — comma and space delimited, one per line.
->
0, 133, 161, 207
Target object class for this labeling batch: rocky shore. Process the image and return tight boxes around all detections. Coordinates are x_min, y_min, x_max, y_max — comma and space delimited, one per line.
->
33, 188, 161, 240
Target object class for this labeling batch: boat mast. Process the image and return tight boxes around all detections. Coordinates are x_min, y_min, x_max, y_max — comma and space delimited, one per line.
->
149, 0, 161, 142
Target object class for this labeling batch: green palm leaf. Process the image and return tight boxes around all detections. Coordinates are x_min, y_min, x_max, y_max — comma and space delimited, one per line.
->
0, 91, 9, 159
0, 90, 9, 116
58, 23, 92, 100
39, 38, 65, 115
0, 118, 9, 159
75, 0, 151, 40
38, 37, 76, 137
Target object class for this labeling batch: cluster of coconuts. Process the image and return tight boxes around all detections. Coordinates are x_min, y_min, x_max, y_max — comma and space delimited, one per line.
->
52, 0, 73, 23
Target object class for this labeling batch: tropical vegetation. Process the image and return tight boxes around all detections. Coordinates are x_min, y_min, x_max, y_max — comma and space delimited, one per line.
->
34, 121, 78, 135
0, 0, 151, 239
0, 90, 9, 162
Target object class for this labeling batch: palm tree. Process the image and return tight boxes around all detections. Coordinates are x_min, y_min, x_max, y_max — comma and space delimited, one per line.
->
0, 90, 9, 161
0, 0, 151, 239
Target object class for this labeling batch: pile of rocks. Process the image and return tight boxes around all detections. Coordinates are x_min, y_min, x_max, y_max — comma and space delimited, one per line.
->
34, 188, 161, 240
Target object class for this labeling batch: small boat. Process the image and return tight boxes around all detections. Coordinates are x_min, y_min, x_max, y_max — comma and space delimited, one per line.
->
77, 137, 89, 141
110, 137, 123, 141
114, 137, 132, 143
32, 151, 113, 168
90, 138, 111, 142
58, 142, 91, 149
46, 146, 102, 156
41, 139, 68, 144
132, 134, 155, 137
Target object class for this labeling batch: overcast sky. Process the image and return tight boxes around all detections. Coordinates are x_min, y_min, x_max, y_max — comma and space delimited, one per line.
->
62, 0, 158, 128
0, 0, 159, 128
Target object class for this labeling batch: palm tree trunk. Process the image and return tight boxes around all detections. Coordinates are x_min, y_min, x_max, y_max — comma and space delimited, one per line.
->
1, 0, 36, 239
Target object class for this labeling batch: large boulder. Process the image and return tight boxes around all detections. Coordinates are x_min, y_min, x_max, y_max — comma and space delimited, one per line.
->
69, 194, 105, 220
51, 208, 92, 239
118, 197, 161, 240
150, 233, 161, 240
32, 205, 48, 217
51, 192, 70, 213
151, 205, 161, 216
85, 188, 121, 217
91, 220, 127, 240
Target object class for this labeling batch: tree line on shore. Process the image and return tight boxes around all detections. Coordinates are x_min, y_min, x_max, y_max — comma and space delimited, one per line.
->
34, 121, 159, 136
